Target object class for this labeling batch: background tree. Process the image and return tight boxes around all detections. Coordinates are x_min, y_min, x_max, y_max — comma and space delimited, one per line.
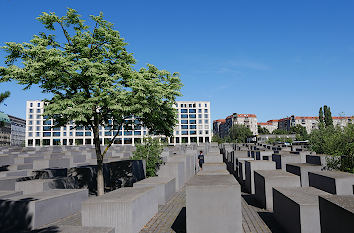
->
324, 105, 333, 127
228, 125, 253, 143
212, 134, 225, 144
272, 129, 289, 135
0, 91, 10, 106
319, 107, 324, 125
0, 9, 182, 195
258, 125, 270, 134
132, 137, 164, 177
289, 125, 309, 141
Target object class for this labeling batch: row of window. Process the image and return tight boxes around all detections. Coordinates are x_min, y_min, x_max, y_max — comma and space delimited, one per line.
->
177, 103, 208, 108
28, 130, 148, 137
180, 114, 210, 119
29, 102, 41, 108
28, 109, 41, 113
175, 130, 209, 135
180, 109, 208, 113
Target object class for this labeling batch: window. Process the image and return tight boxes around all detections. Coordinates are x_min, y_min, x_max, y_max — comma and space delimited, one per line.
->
105, 131, 112, 136
181, 131, 188, 135
205, 130, 209, 134
181, 114, 188, 118
36, 120, 40, 125
176, 131, 179, 135
28, 139, 33, 146
205, 120, 209, 124
175, 104, 178, 107
198, 114, 202, 118
189, 109, 196, 113
190, 131, 197, 135
85, 132, 91, 136
76, 132, 84, 136
199, 103, 201, 107
29, 121, 33, 125
36, 126, 40, 131
28, 132, 33, 137
124, 131, 132, 135
53, 132, 60, 137
204, 109, 208, 113
29, 109, 33, 113
199, 130, 203, 134
198, 109, 202, 113
181, 109, 188, 113
36, 109, 41, 113
134, 131, 141, 135
43, 120, 51, 125
205, 103, 207, 107
29, 115, 33, 119
52, 127, 60, 131
70, 132, 73, 136
189, 114, 196, 119
43, 126, 51, 131
181, 120, 188, 124
36, 115, 41, 119
198, 120, 202, 124
190, 125, 196, 129
190, 120, 196, 124
36, 132, 40, 137
64, 132, 67, 136
37, 103, 40, 107
30, 103, 33, 107
181, 125, 188, 129
43, 132, 51, 137
189, 104, 192, 108
205, 114, 208, 118
28, 126, 33, 131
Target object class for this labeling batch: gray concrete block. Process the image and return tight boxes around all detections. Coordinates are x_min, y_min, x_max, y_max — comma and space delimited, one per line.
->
158, 161, 185, 191
186, 175, 242, 233
0, 190, 23, 198
319, 195, 354, 233
0, 189, 88, 230
33, 158, 71, 170
15, 179, 54, 194
204, 154, 223, 163
14, 156, 44, 164
306, 154, 329, 167
198, 169, 229, 175
286, 163, 322, 187
203, 163, 226, 172
273, 187, 331, 233
168, 155, 193, 181
254, 170, 301, 211
237, 158, 254, 183
0, 176, 33, 191
44, 226, 115, 233
272, 153, 301, 170
309, 171, 354, 195
82, 186, 158, 233
133, 177, 176, 205
245, 160, 276, 194
0, 169, 34, 178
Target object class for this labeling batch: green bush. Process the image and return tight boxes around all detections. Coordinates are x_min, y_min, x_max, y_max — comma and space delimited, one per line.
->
132, 137, 164, 177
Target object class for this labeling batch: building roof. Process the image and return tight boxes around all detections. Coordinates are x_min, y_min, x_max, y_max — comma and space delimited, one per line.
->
258, 122, 272, 125
213, 119, 226, 123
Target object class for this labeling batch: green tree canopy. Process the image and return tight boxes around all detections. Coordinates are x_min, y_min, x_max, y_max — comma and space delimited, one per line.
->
272, 129, 289, 135
289, 125, 309, 141
229, 125, 253, 143
0, 91, 10, 105
258, 125, 270, 134
0, 9, 182, 195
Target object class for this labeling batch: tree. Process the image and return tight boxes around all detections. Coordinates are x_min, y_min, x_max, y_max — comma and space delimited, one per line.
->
228, 125, 253, 143
272, 129, 289, 135
258, 125, 270, 134
0, 91, 10, 105
319, 107, 324, 124
212, 134, 225, 144
0, 9, 182, 195
323, 105, 333, 127
132, 137, 164, 177
289, 125, 309, 141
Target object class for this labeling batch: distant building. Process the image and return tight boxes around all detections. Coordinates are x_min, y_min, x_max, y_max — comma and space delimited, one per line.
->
257, 119, 279, 133
0, 112, 25, 146
0, 112, 11, 146
25, 100, 211, 146
213, 113, 258, 138
8, 115, 26, 146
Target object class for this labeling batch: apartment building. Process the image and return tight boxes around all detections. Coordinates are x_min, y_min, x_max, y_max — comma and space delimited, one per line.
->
25, 100, 211, 146
213, 113, 258, 138
0, 112, 26, 146
0, 112, 11, 146
277, 115, 354, 133
257, 119, 279, 133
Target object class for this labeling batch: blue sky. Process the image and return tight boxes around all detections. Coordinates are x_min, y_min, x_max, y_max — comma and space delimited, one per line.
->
0, 0, 354, 122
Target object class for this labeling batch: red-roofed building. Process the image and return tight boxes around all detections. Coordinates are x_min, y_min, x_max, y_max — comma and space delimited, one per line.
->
213, 113, 258, 138
257, 119, 279, 133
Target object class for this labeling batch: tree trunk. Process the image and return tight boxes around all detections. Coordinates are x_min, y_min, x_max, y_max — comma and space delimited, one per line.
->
93, 122, 104, 196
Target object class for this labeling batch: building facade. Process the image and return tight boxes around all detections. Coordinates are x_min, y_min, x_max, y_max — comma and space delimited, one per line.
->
0, 112, 11, 146
257, 119, 279, 133
8, 115, 26, 146
25, 100, 211, 146
213, 113, 258, 138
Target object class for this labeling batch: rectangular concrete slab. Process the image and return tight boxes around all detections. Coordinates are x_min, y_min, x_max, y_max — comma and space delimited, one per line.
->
133, 177, 176, 205
254, 170, 301, 211
309, 171, 354, 195
82, 186, 158, 233
245, 160, 276, 194
286, 163, 322, 187
319, 195, 354, 233
273, 187, 331, 233
186, 175, 242, 233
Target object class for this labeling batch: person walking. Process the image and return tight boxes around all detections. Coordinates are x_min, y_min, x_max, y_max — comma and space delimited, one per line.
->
198, 151, 205, 171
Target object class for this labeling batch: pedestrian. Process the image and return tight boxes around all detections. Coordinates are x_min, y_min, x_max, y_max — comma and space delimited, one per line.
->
198, 150, 204, 171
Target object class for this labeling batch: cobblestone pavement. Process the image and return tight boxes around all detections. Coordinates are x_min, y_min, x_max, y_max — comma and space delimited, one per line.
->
43, 189, 283, 233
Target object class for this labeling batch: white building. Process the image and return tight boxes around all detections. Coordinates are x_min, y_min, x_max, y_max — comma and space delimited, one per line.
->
25, 100, 211, 147
257, 119, 279, 133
